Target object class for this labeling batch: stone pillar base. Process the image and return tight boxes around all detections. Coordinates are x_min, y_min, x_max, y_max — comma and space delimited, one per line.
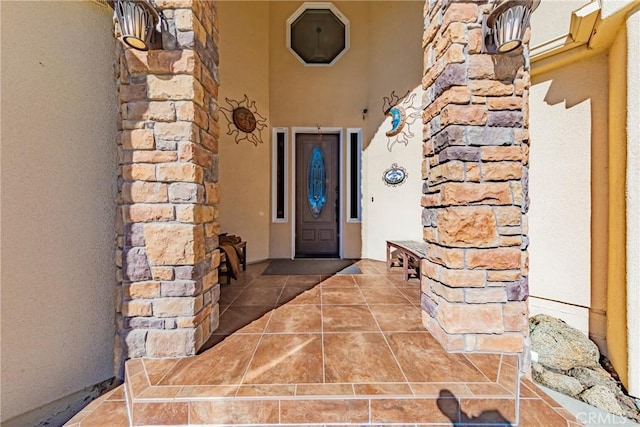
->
113, 1, 221, 369
420, 0, 531, 355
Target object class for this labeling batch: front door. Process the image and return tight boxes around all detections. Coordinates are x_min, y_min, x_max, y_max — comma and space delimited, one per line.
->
295, 133, 339, 257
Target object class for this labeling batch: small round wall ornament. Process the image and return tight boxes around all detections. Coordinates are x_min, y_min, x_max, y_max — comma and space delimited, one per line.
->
383, 163, 408, 187
221, 95, 268, 146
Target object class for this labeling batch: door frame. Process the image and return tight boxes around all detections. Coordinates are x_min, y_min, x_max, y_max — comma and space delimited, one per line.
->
291, 127, 344, 259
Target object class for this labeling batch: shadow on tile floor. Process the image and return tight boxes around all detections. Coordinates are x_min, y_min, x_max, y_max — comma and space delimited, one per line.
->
200, 260, 327, 352
438, 389, 513, 426
64, 259, 583, 426
199, 258, 418, 352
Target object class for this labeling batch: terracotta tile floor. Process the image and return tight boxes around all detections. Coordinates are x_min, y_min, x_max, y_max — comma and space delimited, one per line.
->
65, 260, 582, 426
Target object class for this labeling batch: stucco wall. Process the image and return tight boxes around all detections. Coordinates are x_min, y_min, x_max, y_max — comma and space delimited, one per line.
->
624, 6, 640, 399
529, 53, 609, 345
0, 1, 117, 422
269, 1, 424, 259
529, 0, 640, 393
530, 0, 592, 47
218, 1, 271, 263
361, 2, 424, 261
607, 19, 629, 394
217, 1, 423, 260
268, 1, 369, 259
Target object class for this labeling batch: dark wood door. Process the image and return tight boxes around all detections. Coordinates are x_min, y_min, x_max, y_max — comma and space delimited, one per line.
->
295, 133, 339, 257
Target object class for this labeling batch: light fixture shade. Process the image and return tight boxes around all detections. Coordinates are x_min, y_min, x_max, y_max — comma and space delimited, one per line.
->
115, 0, 159, 51
493, 4, 529, 52
484, 0, 540, 54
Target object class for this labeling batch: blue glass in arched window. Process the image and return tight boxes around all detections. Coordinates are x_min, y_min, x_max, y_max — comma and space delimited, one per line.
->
308, 147, 327, 218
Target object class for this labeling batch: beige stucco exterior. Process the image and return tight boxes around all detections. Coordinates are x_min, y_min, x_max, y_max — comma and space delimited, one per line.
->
2, 0, 639, 423
530, 0, 640, 396
218, 1, 271, 262
218, 1, 424, 261
622, 6, 640, 399
268, 0, 368, 259
362, 86, 424, 261
1, 1, 117, 423
529, 51, 608, 343
607, 18, 629, 397
530, 0, 593, 48
361, 2, 424, 261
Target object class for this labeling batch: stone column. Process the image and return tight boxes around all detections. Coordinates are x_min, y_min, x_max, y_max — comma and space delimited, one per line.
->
421, 0, 530, 353
114, 0, 220, 370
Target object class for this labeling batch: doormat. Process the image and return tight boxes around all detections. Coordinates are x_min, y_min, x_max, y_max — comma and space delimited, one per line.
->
262, 259, 361, 276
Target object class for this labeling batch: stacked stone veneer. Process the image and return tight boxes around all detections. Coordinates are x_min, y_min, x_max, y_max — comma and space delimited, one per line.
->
420, 0, 531, 353
114, 0, 221, 370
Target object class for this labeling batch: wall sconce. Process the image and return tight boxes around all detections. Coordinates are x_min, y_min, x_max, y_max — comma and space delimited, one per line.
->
482, 0, 540, 54
115, 0, 162, 51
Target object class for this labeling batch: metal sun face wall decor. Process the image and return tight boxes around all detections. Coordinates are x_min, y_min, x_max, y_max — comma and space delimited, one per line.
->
220, 95, 268, 146
382, 90, 421, 152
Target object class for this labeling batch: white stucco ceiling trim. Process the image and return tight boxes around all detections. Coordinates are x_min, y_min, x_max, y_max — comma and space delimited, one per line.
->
531, 1, 600, 64
602, 0, 640, 19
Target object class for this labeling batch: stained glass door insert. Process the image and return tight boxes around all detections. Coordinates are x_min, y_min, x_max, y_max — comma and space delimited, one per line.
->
308, 147, 327, 218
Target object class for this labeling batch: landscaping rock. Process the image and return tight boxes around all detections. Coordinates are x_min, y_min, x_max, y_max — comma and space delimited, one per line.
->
532, 362, 584, 397
530, 314, 640, 423
620, 396, 640, 423
580, 385, 625, 417
568, 366, 617, 389
529, 314, 600, 370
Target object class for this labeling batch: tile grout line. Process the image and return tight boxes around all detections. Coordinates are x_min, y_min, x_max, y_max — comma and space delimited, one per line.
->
387, 275, 418, 306
150, 358, 183, 390
234, 275, 324, 397
463, 354, 496, 384
513, 355, 522, 425
219, 269, 258, 317
126, 262, 564, 426
355, 279, 415, 396
386, 275, 478, 399
233, 277, 279, 397
320, 275, 327, 384
124, 373, 134, 425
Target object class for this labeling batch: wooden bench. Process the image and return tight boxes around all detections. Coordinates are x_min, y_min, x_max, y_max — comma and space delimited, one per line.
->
219, 240, 247, 284
386, 240, 428, 281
